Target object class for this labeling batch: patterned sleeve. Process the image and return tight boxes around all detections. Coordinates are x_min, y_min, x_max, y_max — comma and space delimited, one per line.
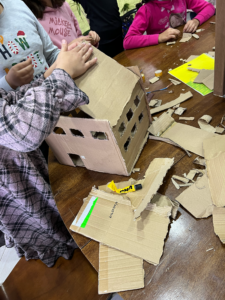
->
0, 69, 89, 152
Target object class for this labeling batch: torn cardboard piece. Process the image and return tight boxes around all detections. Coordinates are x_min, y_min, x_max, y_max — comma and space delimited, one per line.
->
186, 55, 199, 62
198, 115, 216, 133
98, 244, 144, 294
133, 168, 140, 173
167, 41, 176, 45
213, 207, 225, 244
196, 29, 205, 33
179, 117, 194, 121
176, 174, 213, 218
171, 178, 180, 190
215, 126, 224, 134
175, 107, 186, 115
150, 92, 193, 114
172, 175, 189, 183
193, 156, 206, 167
148, 113, 216, 157
149, 77, 160, 84
203, 136, 225, 207
180, 32, 192, 43
149, 99, 162, 107
192, 33, 199, 39
169, 78, 181, 85
194, 70, 214, 84
70, 188, 170, 264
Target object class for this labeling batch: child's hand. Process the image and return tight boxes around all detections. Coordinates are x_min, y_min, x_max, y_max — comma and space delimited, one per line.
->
158, 28, 181, 43
183, 19, 200, 33
54, 40, 97, 79
5, 59, 34, 89
88, 31, 100, 46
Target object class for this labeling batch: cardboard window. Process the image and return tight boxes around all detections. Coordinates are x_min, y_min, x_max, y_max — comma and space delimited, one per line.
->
124, 137, 131, 151
126, 109, 134, 122
118, 122, 126, 136
53, 127, 66, 135
68, 154, 85, 167
91, 131, 108, 140
69, 129, 84, 138
138, 112, 144, 123
134, 96, 141, 108
131, 123, 137, 137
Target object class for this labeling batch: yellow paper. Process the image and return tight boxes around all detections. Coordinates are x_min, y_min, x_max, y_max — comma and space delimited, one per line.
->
169, 54, 214, 96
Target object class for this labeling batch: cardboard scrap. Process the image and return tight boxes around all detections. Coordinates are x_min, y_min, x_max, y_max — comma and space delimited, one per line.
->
203, 136, 225, 207
192, 33, 199, 39
185, 169, 203, 181
98, 244, 144, 294
188, 67, 201, 73
176, 174, 214, 218
167, 109, 174, 116
148, 112, 174, 136
213, 207, 225, 243
198, 115, 216, 133
179, 117, 195, 121
194, 70, 214, 84
196, 29, 205, 33
167, 41, 176, 45
180, 32, 192, 43
186, 55, 199, 62
193, 156, 206, 167
172, 175, 189, 184
70, 187, 171, 264
208, 51, 215, 58
169, 78, 181, 85
150, 92, 193, 115
215, 126, 224, 134
133, 168, 140, 173
202, 72, 214, 90
174, 107, 187, 116
171, 178, 180, 190
149, 99, 162, 107
149, 77, 160, 84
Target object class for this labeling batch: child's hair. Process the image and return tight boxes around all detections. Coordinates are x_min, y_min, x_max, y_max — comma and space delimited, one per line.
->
22, 0, 65, 19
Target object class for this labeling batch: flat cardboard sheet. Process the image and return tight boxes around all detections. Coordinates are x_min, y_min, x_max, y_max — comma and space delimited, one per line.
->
203, 136, 225, 207
98, 244, 144, 294
169, 54, 214, 96
213, 207, 225, 243
70, 188, 170, 264
150, 92, 193, 115
74, 47, 140, 127
176, 174, 213, 218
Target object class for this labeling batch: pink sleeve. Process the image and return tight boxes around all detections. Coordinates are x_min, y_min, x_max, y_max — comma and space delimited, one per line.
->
123, 6, 159, 50
186, 0, 215, 25
65, 2, 83, 38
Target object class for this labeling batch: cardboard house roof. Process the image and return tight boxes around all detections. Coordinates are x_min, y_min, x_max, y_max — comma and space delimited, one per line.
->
74, 47, 140, 127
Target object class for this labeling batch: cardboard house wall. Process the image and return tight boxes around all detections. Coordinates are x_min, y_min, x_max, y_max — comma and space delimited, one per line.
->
46, 47, 151, 176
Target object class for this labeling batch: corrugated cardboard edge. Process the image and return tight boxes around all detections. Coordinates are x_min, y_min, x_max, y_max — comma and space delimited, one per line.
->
213, 207, 225, 244
176, 174, 214, 218
134, 158, 174, 219
98, 244, 144, 294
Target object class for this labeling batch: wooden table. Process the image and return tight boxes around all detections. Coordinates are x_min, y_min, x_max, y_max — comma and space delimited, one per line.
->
49, 16, 225, 300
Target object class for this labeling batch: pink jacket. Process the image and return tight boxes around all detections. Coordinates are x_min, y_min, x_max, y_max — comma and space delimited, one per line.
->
123, 0, 215, 50
39, 2, 83, 49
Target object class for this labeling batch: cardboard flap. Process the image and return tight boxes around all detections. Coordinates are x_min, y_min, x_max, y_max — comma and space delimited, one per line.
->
74, 47, 140, 127
98, 244, 144, 294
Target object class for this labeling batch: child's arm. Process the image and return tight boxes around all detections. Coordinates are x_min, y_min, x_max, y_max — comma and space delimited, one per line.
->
123, 6, 180, 50
0, 41, 97, 153
184, 0, 215, 32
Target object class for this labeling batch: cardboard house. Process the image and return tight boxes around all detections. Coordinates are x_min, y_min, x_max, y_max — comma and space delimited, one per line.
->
46, 47, 151, 176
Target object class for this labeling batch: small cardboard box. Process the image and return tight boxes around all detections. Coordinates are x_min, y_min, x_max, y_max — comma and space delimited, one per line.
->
46, 48, 151, 175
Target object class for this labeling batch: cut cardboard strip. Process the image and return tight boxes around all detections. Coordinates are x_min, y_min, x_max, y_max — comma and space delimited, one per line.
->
70, 188, 170, 264
172, 175, 189, 183
203, 136, 225, 207
98, 244, 144, 294
150, 92, 193, 114
176, 174, 214, 218
149, 77, 159, 84
149, 113, 216, 157
167, 41, 176, 45
198, 115, 215, 133
213, 207, 225, 243
179, 117, 194, 121
171, 178, 180, 189
168, 78, 181, 85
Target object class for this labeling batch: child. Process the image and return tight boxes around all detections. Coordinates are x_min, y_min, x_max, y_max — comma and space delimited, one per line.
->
123, 0, 215, 50
0, 0, 97, 267
73, 0, 124, 58
22, 0, 100, 49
